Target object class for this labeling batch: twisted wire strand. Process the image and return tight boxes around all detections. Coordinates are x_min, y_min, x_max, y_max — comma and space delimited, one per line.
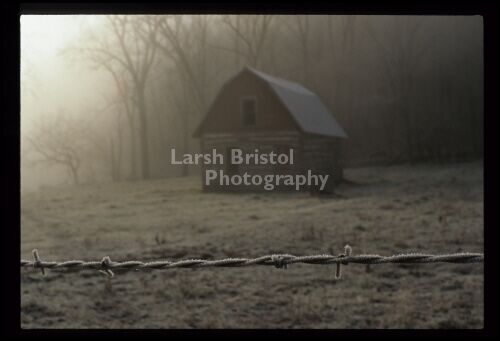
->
20, 247, 483, 280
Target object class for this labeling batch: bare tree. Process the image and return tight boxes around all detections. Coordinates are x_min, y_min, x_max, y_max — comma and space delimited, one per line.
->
156, 16, 212, 113
154, 15, 220, 176
74, 15, 160, 180
214, 15, 274, 68
364, 16, 427, 162
93, 97, 127, 182
26, 111, 92, 185
281, 15, 314, 85
324, 16, 357, 136
100, 63, 139, 180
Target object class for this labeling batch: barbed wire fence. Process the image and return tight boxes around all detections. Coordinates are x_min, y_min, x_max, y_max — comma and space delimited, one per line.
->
21, 245, 484, 280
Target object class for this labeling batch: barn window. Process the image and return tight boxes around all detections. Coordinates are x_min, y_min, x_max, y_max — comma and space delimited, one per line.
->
241, 98, 256, 126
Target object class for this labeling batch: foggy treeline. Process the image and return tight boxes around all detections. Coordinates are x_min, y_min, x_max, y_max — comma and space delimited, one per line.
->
21, 15, 483, 186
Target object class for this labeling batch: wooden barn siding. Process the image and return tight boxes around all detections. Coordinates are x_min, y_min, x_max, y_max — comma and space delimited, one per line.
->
200, 132, 305, 192
302, 136, 343, 190
197, 71, 300, 136
195, 69, 343, 193
199, 133, 342, 192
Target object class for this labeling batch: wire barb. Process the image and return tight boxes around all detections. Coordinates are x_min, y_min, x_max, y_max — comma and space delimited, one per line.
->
20, 248, 484, 280
271, 255, 288, 269
335, 245, 353, 280
99, 256, 114, 278
32, 249, 45, 275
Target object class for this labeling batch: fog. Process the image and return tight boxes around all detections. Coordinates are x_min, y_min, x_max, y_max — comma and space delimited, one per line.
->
20, 15, 483, 191
21, 15, 112, 188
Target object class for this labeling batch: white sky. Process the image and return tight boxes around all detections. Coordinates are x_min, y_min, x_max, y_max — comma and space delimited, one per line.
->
20, 15, 109, 130
20, 15, 111, 190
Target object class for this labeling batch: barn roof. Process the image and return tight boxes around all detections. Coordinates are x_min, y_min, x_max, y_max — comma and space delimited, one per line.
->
194, 67, 347, 138
246, 67, 347, 138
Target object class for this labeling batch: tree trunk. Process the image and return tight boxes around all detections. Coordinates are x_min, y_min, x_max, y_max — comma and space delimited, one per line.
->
69, 164, 79, 185
110, 138, 122, 182
116, 118, 123, 180
110, 139, 117, 181
181, 110, 189, 177
400, 100, 415, 163
128, 118, 138, 180
137, 91, 150, 180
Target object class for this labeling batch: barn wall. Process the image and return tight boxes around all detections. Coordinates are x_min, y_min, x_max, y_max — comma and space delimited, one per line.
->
200, 132, 305, 192
197, 70, 300, 136
302, 135, 343, 193
199, 132, 343, 193
195, 69, 344, 193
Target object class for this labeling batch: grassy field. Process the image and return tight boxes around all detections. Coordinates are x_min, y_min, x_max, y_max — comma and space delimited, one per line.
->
20, 161, 484, 328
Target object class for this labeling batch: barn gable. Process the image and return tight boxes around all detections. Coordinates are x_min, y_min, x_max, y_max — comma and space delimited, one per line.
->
193, 67, 347, 138
193, 67, 299, 137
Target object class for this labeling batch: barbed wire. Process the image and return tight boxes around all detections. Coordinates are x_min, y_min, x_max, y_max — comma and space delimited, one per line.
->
21, 246, 483, 280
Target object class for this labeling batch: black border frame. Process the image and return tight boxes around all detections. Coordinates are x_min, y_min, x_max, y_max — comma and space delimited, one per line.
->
2, 1, 498, 338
